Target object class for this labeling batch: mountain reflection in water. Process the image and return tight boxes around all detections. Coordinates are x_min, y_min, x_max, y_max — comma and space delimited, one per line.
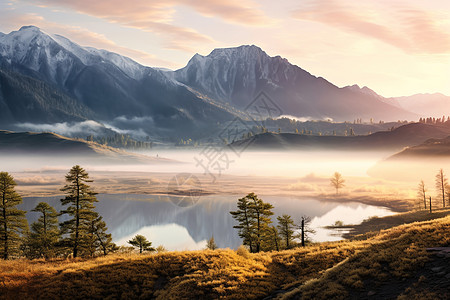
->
20, 194, 394, 250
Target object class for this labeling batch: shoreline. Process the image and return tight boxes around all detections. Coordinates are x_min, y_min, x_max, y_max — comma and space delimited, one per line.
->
14, 170, 414, 212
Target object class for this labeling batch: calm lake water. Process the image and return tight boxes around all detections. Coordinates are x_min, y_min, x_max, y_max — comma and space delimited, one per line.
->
20, 194, 394, 250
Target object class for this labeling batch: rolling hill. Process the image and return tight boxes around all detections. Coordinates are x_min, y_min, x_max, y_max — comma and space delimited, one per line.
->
229, 123, 450, 151
0, 130, 168, 164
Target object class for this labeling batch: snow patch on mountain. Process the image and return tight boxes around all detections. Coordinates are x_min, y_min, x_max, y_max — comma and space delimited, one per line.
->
0, 26, 147, 81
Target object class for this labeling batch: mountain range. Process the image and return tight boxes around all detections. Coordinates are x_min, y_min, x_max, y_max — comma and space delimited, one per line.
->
0, 26, 447, 142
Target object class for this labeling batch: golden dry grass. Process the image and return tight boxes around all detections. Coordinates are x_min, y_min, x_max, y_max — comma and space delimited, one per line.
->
1, 215, 449, 299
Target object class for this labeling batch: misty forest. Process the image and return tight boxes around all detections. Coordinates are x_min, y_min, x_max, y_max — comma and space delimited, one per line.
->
1, 2, 450, 298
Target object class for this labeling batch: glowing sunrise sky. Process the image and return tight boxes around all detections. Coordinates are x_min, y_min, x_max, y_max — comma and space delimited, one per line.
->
0, 0, 449, 97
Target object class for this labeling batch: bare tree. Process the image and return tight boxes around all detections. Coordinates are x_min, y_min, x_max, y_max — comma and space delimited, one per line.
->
446, 186, 450, 208
330, 172, 345, 195
296, 216, 315, 247
435, 169, 448, 208
418, 180, 427, 210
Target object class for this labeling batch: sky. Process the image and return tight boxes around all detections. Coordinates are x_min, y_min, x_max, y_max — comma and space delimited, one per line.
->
0, 0, 449, 97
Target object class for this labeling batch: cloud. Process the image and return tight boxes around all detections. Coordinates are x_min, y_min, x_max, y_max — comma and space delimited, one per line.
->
287, 181, 318, 192
103, 116, 155, 138
0, 12, 175, 67
278, 115, 333, 122
15, 175, 61, 185
299, 173, 329, 183
28, 0, 272, 26
14, 118, 154, 140
22, 0, 215, 51
180, 0, 273, 26
14, 120, 108, 137
21, 0, 274, 51
292, 0, 450, 54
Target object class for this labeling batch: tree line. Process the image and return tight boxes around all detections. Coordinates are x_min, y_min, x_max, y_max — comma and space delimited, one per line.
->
418, 116, 450, 125
86, 133, 153, 150
230, 193, 315, 253
0, 166, 117, 259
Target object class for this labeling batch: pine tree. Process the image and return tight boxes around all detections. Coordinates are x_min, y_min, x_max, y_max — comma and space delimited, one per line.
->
60, 165, 99, 258
230, 196, 255, 253
25, 202, 60, 259
247, 193, 274, 253
231, 193, 274, 253
277, 214, 296, 249
128, 235, 155, 253
266, 226, 281, 251
0, 172, 28, 259
87, 216, 116, 256
206, 235, 217, 250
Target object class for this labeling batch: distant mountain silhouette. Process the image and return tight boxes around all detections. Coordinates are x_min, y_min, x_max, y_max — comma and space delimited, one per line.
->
174, 45, 416, 121
387, 93, 450, 118
229, 123, 450, 151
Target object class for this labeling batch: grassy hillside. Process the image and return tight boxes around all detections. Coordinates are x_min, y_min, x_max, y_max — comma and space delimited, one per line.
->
0, 130, 169, 164
1, 214, 449, 299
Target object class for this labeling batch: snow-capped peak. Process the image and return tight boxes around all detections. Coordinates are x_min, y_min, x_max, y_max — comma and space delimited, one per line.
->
0, 25, 54, 61
0, 26, 147, 81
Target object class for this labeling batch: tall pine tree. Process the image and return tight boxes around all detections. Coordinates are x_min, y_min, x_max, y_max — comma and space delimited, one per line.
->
247, 193, 274, 253
277, 214, 296, 249
230, 196, 255, 252
0, 172, 28, 259
60, 165, 99, 258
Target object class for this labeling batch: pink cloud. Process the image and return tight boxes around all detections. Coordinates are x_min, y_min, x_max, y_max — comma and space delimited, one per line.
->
20, 0, 274, 51
23, 0, 215, 51
293, 0, 450, 54
180, 0, 273, 26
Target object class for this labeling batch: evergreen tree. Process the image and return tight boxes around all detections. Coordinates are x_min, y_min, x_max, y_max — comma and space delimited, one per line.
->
231, 193, 274, 253
266, 226, 280, 252
0, 172, 28, 259
230, 196, 255, 252
60, 165, 99, 258
128, 234, 155, 253
26, 202, 60, 258
89, 216, 116, 256
206, 235, 217, 250
277, 214, 296, 249
246, 193, 274, 253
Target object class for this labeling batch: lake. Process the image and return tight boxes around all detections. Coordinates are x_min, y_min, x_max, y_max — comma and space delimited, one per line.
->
20, 194, 395, 250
